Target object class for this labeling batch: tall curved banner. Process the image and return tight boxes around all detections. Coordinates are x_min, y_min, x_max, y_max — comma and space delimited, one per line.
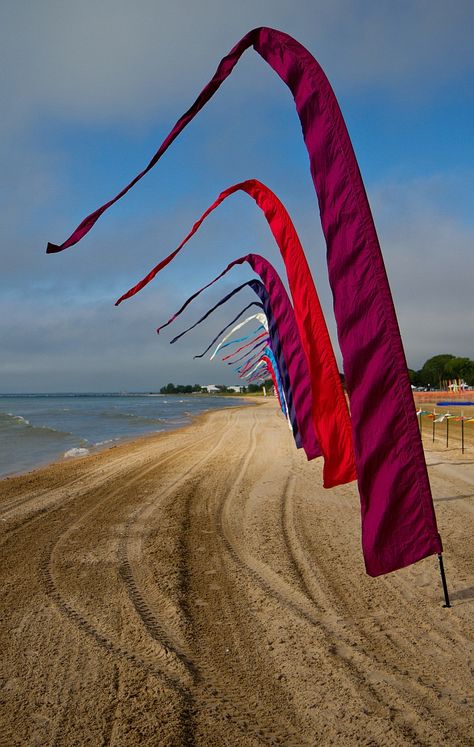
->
211, 314, 267, 359
215, 327, 264, 354
239, 347, 270, 375
258, 349, 287, 418
159, 245, 349, 486
222, 331, 268, 359
160, 257, 321, 461
195, 302, 264, 358
245, 359, 271, 385
46, 27, 441, 574
245, 357, 266, 380
118, 179, 354, 489
166, 274, 319, 458
227, 335, 268, 367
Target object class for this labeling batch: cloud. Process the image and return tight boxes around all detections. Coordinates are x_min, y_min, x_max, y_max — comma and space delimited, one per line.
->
0, 270, 270, 392
2, 0, 473, 134
3, 169, 472, 392
369, 174, 474, 367
1, 1, 473, 391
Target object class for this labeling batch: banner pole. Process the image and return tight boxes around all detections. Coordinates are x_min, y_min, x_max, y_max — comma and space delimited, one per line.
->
462, 417, 465, 455
437, 554, 451, 608
446, 416, 449, 449
432, 410, 435, 443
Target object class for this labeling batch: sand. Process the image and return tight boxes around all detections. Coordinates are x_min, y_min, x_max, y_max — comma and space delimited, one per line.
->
0, 400, 472, 746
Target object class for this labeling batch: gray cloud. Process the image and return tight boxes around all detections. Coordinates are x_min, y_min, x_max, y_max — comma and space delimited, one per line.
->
2, 170, 472, 392
0, 277, 266, 392
1, 1, 473, 392
2, 0, 473, 133
369, 175, 474, 367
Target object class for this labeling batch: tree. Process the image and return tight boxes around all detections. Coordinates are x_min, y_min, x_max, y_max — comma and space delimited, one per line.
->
419, 355, 456, 388
160, 382, 176, 394
408, 368, 420, 385
445, 357, 474, 386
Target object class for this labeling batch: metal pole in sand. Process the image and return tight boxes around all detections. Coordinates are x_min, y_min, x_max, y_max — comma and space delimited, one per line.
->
432, 410, 436, 443
437, 554, 451, 608
446, 416, 449, 449
461, 415, 465, 455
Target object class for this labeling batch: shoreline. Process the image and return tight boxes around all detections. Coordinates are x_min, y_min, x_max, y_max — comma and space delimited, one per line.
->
0, 396, 261, 483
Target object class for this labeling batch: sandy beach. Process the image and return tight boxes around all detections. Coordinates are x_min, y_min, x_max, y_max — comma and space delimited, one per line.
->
0, 400, 472, 746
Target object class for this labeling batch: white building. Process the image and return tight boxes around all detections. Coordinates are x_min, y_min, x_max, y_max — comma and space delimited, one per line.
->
203, 385, 220, 393
202, 384, 243, 393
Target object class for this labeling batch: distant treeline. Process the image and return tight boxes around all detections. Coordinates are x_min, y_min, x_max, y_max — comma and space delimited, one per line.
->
246, 381, 273, 393
160, 356, 473, 396
160, 383, 204, 394
159, 381, 274, 395
408, 355, 474, 388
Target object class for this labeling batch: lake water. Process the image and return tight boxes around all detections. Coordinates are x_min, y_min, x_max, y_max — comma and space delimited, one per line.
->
0, 393, 247, 477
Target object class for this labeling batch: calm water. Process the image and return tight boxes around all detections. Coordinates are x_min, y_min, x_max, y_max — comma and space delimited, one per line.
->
0, 393, 247, 477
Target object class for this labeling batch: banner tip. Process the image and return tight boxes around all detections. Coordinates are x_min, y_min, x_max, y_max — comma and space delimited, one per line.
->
46, 242, 62, 254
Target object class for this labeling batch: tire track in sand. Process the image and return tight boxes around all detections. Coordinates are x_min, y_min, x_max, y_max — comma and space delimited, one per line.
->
0, 450, 169, 548
0, 454, 137, 519
188, 409, 308, 745
1, 428, 214, 744
116, 419, 232, 675
41, 412, 255, 746
39, 447, 212, 691
121, 408, 298, 746
215, 442, 429, 745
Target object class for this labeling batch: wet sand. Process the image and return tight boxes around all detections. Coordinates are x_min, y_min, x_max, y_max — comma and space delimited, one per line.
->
0, 401, 473, 745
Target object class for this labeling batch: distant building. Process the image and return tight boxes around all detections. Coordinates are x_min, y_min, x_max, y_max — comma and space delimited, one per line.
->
202, 384, 243, 393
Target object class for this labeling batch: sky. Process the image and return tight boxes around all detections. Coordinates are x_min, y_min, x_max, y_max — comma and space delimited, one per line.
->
1, 0, 473, 393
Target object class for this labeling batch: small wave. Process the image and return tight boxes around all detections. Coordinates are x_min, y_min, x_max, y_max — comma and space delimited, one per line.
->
1, 412, 73, 439
6, 413, 31, 426
100, 410, 166, 424
64, 447, 90, 459
28, 424, 74, 439
0, 412, 73, 440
